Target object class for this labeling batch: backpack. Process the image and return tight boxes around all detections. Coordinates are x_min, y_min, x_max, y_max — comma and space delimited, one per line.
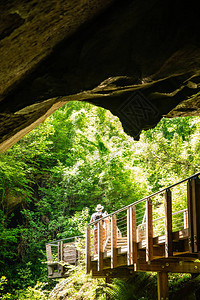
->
94, 212, 103, 221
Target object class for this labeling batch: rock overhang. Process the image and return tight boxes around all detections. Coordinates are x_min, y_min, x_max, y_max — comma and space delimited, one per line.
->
0, 0, 200, 153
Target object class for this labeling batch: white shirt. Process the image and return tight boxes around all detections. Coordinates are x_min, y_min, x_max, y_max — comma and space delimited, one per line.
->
90, 211, 106, 229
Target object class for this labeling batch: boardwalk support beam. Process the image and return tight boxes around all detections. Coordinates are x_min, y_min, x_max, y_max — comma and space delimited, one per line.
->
157, 272, 169, 300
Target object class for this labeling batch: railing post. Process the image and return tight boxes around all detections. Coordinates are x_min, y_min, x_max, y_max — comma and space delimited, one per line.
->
187, 179, 194, 252
57, 241, 62, 274
146, 198, 153, 262
98, 220, 103, 271
164, 189, 173, 257
111, 214, 117, 269
60, 240, 63, 261
57, 241, 60, 261
46, 244, 53, 276
127, 206, 137, 265
46, 244, 53, 262
191, 177, 200, 252
60, 240, 64, 274
127, 208, 131, 265
74, 237, 78, 265
104, 216, 110, 242
130, 205, 137, 264
86, 226, 91, 274
184, 210, 188, 229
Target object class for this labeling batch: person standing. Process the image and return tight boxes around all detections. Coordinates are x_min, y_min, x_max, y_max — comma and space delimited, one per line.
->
90, 204, 105, 254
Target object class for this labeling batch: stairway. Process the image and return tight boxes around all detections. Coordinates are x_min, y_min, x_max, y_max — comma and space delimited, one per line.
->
104, 237, 128, 251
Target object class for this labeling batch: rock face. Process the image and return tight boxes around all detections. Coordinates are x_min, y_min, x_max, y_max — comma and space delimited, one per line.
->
1, 0, 200, 152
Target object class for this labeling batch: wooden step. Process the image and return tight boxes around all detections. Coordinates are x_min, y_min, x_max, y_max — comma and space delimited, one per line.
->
105, 242, 127, 247
105, 237, 127, 243
104, 236, 128, 251
104, 244, 128, 251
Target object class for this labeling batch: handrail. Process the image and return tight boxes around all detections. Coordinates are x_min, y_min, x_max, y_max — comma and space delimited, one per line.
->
46, 235, 84, 245
89, 172, 200, 226
153, 208, 187, 223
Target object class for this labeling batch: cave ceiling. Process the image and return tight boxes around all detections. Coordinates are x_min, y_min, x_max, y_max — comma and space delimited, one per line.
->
0, 0, 200, 153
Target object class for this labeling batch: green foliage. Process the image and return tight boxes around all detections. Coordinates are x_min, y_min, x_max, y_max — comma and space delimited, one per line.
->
169, 273, 200, 300
0, 100, 200, 297
98, 273, 157, 300
15, 282, 49, 300
0, 276, 12, 300
57, 207, 90, 239
137, 117, 200, 191
49, 264, 105, 300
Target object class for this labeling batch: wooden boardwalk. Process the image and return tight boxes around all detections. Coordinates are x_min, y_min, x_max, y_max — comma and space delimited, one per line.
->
46, 236, 83, 278
86, 173, 200, 299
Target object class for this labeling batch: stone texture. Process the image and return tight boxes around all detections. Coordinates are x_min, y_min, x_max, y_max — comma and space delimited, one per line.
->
0, 0, 200, 152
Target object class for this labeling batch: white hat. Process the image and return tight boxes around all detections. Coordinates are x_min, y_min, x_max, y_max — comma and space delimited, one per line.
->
95, 204, 104, 211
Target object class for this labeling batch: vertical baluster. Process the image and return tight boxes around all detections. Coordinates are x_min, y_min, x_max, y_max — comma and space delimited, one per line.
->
111, 214, 117, 269
74, 237, 78, 266
146, 198, 153, 262
164, 189, 173, 257
86, 226, 91, 274
98, 220, 103, 271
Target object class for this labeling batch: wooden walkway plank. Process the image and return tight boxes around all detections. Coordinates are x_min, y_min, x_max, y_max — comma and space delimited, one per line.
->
111, 214, 117, 269
86, 226, 91, 274
146, 198, 153, 262
164, 189, 173, 257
